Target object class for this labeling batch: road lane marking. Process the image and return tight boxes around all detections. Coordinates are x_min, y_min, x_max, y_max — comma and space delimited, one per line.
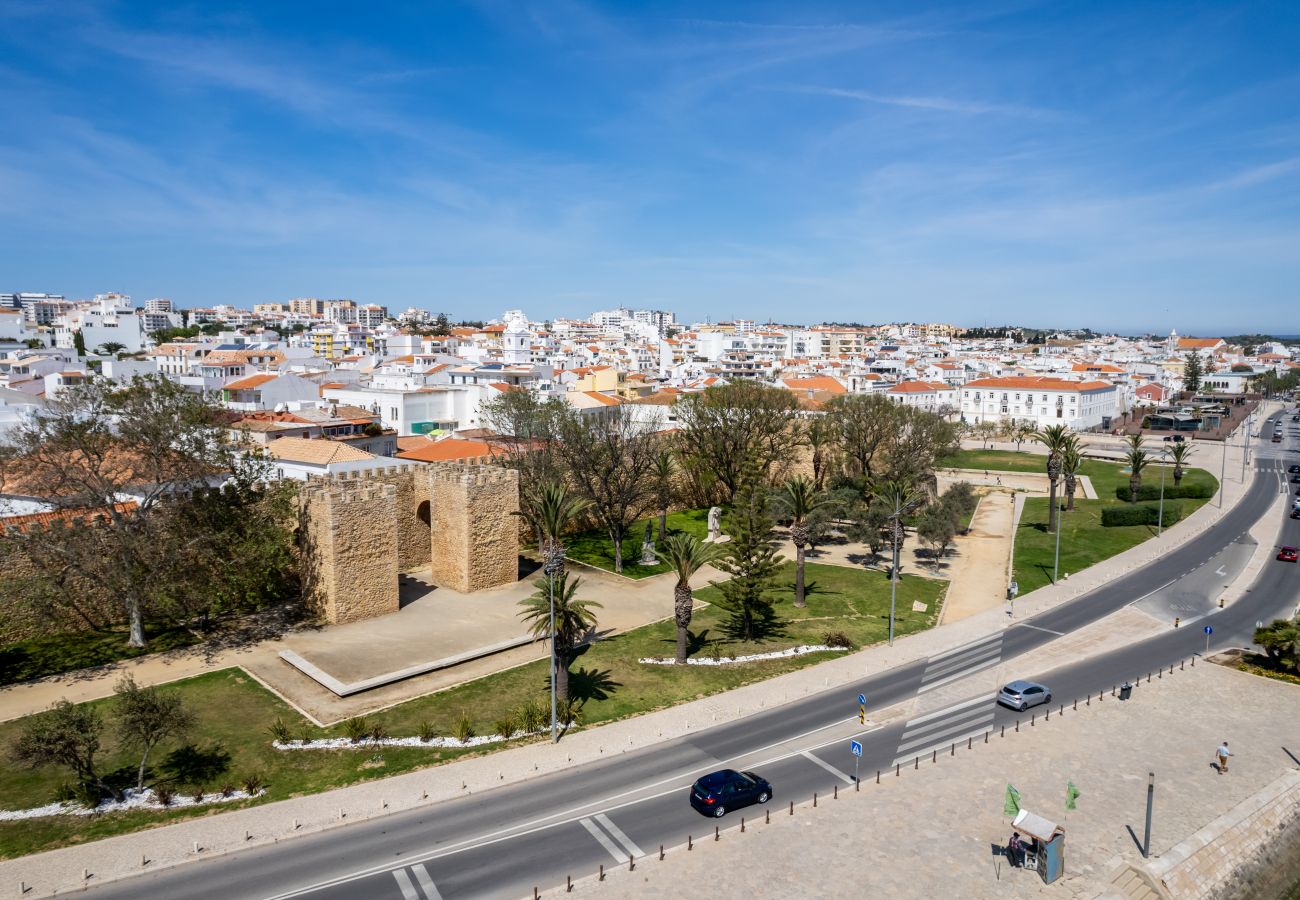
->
1216, 566, 1227, 577
922, 643, 1002, 680
1009, 623, 1065, 636
918, 656, 1001, 693
897, 706, 991, 742
801, 750, 853, 783
391, 869, 420, 900
905, 694, 992, 727
580, 817, 629, 865
410, 865, 441, 900
594, 813, 645, 858
896, 714, 993, 755
891, 726, 994, 767
927, 632, 1002, 663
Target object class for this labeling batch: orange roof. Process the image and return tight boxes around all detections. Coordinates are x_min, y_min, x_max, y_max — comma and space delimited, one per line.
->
1070, 363, 1125, 374
224, 373, 278, 391
964, 376, 1113, 392
396, 437, 501, 463
264, 437, 375, 465
582, 391, 622, 406
0, 502, 138, 532
782, 376, 847, 394
1176, 338, 1221, 350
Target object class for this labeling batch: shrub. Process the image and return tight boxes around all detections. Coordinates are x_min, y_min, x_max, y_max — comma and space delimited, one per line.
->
821, 631, 854, 649
241, 774, 265, 795
298, 727, 315, 746
343, 717, 371, 744
417, 720, 437, 743
557, 698, 583, 729
191, 787, 205, 803
517, 700, 546, 735
709, 640, 724, 662
1101, 501, 1183, 527
153, 785, 175, 807
219, 782, 236, 798
1114, 482, 1213, 502
267, 718, 292, 744
368, 722, 389, 743
492, 714, 518, 740
452, 711, 474, 744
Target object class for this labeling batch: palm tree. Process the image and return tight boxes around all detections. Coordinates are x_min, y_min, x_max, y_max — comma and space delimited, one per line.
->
1168, 441, 1194, 487
1124, 434, 1149, 502
95, 341, 127, 356
518, 573, 601, 703
1061, 437, 1083, 511
663, 534, 721, 664
774, 476, 826, 608
1033, 424, 1071, 533
871, 479, 926, 645
652, 451, 675, 543
517, 480, 589, 575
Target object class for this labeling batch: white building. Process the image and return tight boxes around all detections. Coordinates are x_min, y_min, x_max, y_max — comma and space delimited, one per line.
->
885, 380, 958, 414
960, 376, 1117, 430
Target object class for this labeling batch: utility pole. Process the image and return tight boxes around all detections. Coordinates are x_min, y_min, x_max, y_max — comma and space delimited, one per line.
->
1053, 499, 1064, 584
1143, 772, 1155, 858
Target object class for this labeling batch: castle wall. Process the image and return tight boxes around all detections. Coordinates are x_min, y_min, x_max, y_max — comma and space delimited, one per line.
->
428, 464, 519, 593
301, 481, 399, 624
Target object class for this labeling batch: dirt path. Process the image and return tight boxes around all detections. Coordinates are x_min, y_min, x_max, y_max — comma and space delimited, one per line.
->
938, 490, 1016, 623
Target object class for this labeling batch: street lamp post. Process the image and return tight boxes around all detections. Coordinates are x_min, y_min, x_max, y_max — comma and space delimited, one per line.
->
1053, 499, 1064, 584
1157, 448, 1168, 536
543, 546, 564, 744
888, 524, 900, 646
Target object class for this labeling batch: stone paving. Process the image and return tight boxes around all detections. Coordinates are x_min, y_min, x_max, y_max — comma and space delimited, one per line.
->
0, 405, 1274, 896
570, 662, 1300, 900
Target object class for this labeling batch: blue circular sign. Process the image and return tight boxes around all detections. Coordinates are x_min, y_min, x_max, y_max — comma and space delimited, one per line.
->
1204, 626, 1213, 635
857, 693, 867, 706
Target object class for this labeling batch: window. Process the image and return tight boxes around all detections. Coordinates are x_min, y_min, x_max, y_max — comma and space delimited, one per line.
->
390, 407, 399, 420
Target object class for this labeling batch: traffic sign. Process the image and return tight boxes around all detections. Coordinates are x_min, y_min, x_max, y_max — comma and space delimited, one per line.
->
857, 693, 867, 706
1203, 626, 1213, 635
850, 740, 863, 757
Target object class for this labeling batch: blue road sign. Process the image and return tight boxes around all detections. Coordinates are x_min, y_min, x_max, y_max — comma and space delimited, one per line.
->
1204, 626, 1213, 635
850, 740, 863, 757
857, 693, 867, 706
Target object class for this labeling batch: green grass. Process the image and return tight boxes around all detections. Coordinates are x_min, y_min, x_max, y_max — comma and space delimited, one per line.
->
0, 625, 202, 687
1012, 461, 1218, 595
561, 507, 710, 578
939, 448, 1045, 473
0, 560, 942, 857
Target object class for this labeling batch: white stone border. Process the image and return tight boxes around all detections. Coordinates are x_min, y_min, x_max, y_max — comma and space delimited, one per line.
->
639, 645, 848, 666
271, 730, 542, 751
0, 786, 264, 821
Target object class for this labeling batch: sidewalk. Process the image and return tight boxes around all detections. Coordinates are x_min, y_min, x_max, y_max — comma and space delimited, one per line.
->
570, 662, 1300, 900
0, 407, 1272, 896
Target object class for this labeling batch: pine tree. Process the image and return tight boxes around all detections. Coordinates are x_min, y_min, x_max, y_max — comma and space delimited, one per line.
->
1183, 351, 1203, 394
710, 459, 784, 641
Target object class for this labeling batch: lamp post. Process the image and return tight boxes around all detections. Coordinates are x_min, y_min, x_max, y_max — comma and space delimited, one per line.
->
1053, 498, 1064, 584
543, 545, 564, 744
1157, 445, 1169, 536
888, 523, 900, 646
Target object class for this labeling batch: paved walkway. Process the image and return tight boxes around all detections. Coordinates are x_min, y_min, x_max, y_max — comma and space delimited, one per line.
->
570, 661, 1300, 900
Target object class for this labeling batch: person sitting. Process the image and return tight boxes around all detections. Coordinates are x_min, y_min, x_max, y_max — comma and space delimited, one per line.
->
1007, 832, 1024, 868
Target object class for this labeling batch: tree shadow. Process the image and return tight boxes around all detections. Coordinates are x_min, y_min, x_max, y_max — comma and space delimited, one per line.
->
721, 608, 788, 643
160, 743, 233, 786
567, 667, 622, 703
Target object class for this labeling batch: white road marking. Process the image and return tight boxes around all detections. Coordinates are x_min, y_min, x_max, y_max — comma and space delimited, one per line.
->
892, 726, 995, 768
922, 642, 1002, 680
896, 714, 994, 756
580, 817, 629, 865
905, 694, 993, 727
918, 656, 1001, 693
391, 869, 420, 900
801, 749, 854, 784
1009, 622, 1065, 637
898, 706, 991, 742
594, 813, 645, 858
410, 864, 441, 900
1215, 566, 1227, 577
927, 632, 1002, 663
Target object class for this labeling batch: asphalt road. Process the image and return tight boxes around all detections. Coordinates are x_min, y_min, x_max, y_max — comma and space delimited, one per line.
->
84, 414, 1300, 900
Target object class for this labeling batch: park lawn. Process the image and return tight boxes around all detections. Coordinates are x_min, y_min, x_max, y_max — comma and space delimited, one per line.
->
1012, 462, 1218, 595
0, 625, 201, 687
0, 561, 942, 858
939, 448, 1045, 473
561, 507, 710, 579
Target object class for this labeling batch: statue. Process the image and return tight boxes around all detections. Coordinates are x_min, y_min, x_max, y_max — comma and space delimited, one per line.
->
707, 506, 722, 542
639, 520, 658, 566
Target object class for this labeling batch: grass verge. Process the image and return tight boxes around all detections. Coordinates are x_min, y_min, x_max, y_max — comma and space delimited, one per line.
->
0, 561, 942, 858
560, 507, 709, 578
0, 625, 201, 687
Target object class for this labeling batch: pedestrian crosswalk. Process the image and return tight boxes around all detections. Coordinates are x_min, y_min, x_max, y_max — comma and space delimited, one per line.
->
917, 631, 1004, 694
580, 813, 645, 864
891, 694, 996, 767
391, 863, 442, 900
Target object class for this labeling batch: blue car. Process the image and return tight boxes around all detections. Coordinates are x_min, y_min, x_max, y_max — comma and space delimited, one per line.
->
689, 769, 772, 818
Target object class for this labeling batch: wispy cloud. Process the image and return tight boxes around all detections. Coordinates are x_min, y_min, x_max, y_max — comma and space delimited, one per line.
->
792, 85, 1058, 118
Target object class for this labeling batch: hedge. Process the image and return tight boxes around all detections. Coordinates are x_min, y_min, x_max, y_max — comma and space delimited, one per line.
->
1101, 501, 1184, 527
1113, 482, 1214, 502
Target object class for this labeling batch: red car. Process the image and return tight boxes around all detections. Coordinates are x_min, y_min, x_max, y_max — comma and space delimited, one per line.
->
1279, 546, 1298, 563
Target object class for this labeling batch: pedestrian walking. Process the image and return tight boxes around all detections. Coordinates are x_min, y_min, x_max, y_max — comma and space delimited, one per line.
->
1216, 740, 1233, 774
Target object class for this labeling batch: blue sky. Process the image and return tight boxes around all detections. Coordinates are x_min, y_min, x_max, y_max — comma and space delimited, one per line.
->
1, 1, 1298, 333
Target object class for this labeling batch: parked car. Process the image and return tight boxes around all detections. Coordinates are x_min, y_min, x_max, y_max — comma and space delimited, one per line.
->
1289, 465, 1300, 474
997, 680, 1052, 711
689, 769, 772, 818
1278, 547, 1298, 563
1290, 509, 1300, 520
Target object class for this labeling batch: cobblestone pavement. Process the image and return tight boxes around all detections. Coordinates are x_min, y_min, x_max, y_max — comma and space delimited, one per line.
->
570, 662, 1300, 900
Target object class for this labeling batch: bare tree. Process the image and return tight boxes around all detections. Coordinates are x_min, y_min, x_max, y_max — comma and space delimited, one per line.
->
555, 410, 663, 573
675, 381, 803, 502
824, 394, 897, 482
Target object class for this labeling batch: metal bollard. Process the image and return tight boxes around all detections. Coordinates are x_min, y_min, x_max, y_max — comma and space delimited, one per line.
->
951, 742, 955, 756
629, 854, 635, 872
1001, 724, 1006, 737
599, 864, 605, 881
534, 887, 540, 900
932, 750, 937, 763
1181, 660, 1185, 671
1031, 713, 1035, 726
1046, 706, 1050, 721
1073, 699, 1077, 710
688, 835, 693, 851
968, 736, 972, 750
833, 785, 838, 800
790, 801, 794, 815
896, 763, 900, 777
742, 817, 746, 831
766, 809, 770, 824
814, 792, 818, 807
568, 875, 573, 892
715, 826, 719, 841
915, 756, 919, 770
